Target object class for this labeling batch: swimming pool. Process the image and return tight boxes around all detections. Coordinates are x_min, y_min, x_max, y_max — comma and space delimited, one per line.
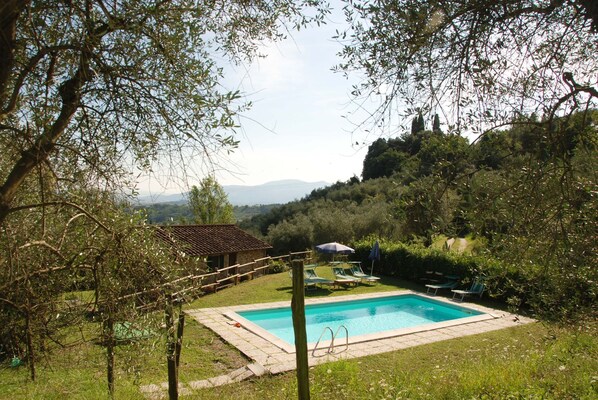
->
227, 293, 490, 352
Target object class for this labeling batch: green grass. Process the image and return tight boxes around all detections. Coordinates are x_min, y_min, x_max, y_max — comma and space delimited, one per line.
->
2, 270, 596, 399
187, 265, 416, 309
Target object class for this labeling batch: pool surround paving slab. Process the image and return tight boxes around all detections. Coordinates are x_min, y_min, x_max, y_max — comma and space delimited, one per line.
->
187, 290, 534, 375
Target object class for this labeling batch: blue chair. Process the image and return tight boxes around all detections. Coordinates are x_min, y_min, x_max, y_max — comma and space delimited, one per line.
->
425, 275, 460, 295
348, 262, 380, 283
451, 277, 486, 301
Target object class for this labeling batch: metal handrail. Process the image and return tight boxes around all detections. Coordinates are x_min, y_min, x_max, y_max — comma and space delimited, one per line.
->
312, 325, 349, 356
332, 325, 349, 353
312, 326, 334, 356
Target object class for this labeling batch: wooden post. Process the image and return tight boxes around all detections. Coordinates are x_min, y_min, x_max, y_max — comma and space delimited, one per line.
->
175, 309, 185, 369
165, 297, 178, 400
291, 259, 310, 400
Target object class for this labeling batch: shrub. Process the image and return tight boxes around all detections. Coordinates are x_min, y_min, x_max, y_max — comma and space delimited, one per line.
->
268, 260, 288, 274
352, 239, 597, 320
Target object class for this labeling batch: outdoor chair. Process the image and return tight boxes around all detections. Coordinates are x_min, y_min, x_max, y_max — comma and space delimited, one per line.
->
451, 277, 486, 301
425, 275, 460, 295
332, 266, 361, 284
303, 268, 334, 290
348, 262, 380, 283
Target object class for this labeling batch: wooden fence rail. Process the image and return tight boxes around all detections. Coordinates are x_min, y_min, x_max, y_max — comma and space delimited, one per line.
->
64, 251, 314, 313
198, 250, 312, 293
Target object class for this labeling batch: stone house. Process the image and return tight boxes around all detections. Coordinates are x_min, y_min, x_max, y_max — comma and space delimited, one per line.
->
156, 224, 272, 270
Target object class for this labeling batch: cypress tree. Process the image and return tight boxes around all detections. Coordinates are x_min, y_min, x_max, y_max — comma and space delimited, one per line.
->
412, 112, 425, 134
433, 113, 442, 133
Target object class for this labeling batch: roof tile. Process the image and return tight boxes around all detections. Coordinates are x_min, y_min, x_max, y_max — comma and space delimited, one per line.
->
156, 224, 271, 256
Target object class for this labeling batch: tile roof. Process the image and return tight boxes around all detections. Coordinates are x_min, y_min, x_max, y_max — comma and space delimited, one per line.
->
155, 224, 271, 257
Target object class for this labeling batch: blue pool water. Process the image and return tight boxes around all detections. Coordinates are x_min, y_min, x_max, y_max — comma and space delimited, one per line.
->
237, 294, 482, 345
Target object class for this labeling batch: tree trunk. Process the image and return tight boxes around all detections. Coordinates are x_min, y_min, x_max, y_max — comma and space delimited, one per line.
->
25, 312, 35, 381
175, 310, 185, 369
0, 0, 29, 109
105, 316, 115, 399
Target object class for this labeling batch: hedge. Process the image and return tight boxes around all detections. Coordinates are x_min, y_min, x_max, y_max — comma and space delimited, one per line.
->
352, 239, 597, 320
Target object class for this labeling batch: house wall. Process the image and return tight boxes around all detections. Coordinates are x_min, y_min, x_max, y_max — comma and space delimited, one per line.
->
236, 249, 267, 265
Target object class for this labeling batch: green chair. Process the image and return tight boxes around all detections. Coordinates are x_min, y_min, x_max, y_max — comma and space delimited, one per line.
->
451, 277, 486, 301
348, 262, 380, 283
332, 266, 361, 284
425, 275, 460, 295
303, 267, 334, 289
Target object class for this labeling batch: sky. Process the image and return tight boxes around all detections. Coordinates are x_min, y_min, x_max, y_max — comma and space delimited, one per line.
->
217, 23, 367, 187
141, 3, 378, 195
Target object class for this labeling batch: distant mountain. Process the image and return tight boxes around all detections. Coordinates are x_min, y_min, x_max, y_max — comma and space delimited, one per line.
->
225, 179, 329, 205
136, 192, 187, 204
136, 179, 329, 206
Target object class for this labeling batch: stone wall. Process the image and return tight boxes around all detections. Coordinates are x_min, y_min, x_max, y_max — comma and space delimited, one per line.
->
237, 249, 267, 265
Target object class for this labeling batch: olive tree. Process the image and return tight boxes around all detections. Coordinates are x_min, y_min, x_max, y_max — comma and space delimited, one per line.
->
0, 0, 329, 222
0, 0, 330, 387
337, 0, 597, 134
337, 0, 597, 316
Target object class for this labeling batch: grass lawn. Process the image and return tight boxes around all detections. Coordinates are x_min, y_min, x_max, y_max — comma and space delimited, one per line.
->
1, 268, 596, 399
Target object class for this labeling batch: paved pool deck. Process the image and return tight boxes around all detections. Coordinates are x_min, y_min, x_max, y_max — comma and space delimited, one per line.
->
141, 290, 534, 398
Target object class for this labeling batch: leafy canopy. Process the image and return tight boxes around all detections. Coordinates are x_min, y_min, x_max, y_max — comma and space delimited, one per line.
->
188, 175, 235, 224
337, 0, 597, 135
0, 0, 330, 222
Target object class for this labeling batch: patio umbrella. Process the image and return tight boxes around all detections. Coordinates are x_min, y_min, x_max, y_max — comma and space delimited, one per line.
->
368, 240, 380, 276
315, 242, 355, 255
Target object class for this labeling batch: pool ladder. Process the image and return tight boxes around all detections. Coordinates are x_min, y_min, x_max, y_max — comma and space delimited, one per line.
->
312, 325, 349, 356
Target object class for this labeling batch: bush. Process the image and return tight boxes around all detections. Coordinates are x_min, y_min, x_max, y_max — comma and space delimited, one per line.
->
353, 240, 476, 281
352, 239, 598, 320
268, 260, 288, 274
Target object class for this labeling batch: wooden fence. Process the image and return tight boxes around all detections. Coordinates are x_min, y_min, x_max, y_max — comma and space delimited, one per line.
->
197, 250, 313, 293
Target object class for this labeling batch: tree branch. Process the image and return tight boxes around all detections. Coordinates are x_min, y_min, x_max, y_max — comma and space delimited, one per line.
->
5, 201, 112, 233
18, 240, 66, 260
0, 38, 96, 224
1, 44, 76, 117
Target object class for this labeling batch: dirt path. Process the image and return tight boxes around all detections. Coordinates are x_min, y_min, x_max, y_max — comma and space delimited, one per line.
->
445, 237, 468, 252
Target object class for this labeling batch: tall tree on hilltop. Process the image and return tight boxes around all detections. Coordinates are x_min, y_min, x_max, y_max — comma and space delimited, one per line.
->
433, 113, 442, 134
411, 112, 425, 134
188, 176, 235, 224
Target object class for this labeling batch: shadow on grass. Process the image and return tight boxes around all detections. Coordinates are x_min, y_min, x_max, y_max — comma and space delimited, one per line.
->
275, 285, 339, 296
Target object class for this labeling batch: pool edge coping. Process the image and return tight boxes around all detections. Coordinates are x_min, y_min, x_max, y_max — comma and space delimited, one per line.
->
222, 290, 497, 354
187, 289, 535, 376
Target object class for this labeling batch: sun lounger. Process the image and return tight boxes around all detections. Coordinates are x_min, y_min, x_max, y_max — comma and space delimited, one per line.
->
425, 275, 459, 295
348, 262, 380, 283
303, 268, 335, 289
289, 268, 333, 290
451, 277, 486, 301
332, 266, 361, 285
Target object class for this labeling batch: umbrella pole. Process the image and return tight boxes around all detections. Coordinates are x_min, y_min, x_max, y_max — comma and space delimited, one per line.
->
370, 260, 374, 276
